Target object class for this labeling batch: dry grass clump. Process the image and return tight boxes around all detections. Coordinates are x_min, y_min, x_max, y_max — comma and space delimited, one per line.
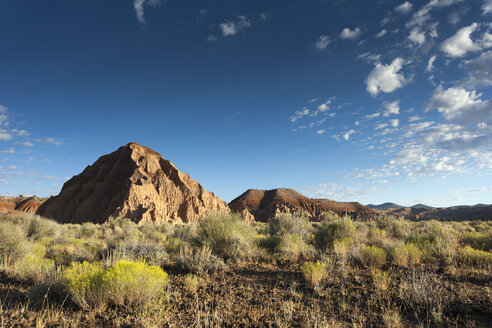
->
183, 273, 200, 294
176, 245, 226, 274
0, 221, 28, 269
14, 244, 55, 284
269, 213, 310, 237
301, 261, 327, 289
399, 270, 446, 325
370, 268, 391, 292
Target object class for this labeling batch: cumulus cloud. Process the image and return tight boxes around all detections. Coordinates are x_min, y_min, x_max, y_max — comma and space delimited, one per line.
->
220, 15, 251, 37
390, 119, 400, 127
428, 85, 491, 125
462, 50, 492, 87
133, 0, 163, 24
408, 28, 426, 45
340, 27, 361, 39
383, 101, 401, 116
483, 0, 492, 14
314, 35, 331, 50
366, 58, 407, 96
440, 23, 481, 57
396, 2, 413, 14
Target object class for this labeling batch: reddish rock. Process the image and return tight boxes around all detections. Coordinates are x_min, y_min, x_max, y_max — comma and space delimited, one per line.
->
0, 196, 47, 214
36, 142, 229, 224
229, 188, 377, 221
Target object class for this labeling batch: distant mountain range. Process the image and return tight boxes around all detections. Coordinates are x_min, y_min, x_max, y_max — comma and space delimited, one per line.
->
367, 202, 492, 221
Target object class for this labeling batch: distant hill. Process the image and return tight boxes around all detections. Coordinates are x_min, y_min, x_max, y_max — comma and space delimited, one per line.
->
366, 202, 405, 210
411, 204, 434, 210
229, 188, 377, 222
0, 196, 47, 214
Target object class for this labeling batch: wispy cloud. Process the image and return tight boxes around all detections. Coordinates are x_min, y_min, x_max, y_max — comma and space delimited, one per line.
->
340, 27, 361, 40
133, 0, 164, 24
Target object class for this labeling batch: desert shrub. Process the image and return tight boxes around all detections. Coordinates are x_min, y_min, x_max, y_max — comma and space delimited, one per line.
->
360, 245, 387, 267
25, 215, 60, 241
164, 237, 188, 255
101, 260, 168, 307
459, 246, 492, 268
275, 234, 314, 262
197, 213, 257, 260
173, 223, 199, 243
61, 261, 106, 310
321, 212, 341, 222
269, 213, 310, 237
461, 231, 492, 252
183, 273, 200, 294
0, 221, 28, 268
258, 235, 282, 251
332, 237, 353, 261
110, 240, 169, 266
367, 228, 388, 247
301, 261, 326, 289
392, 243, 422, 267
176, 245, 226, 274
426, 235, 456, 268
314, 216, 355, 251
371, 268, 391, 292
14, 243, 55, 284
386, 217, 410, 239
79, 222, 99, 239
61, 260, 169, 309
399, 271, 446, 324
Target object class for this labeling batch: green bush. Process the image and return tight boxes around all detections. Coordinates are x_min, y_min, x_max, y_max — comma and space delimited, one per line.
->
392, 243, 422, 267
276, 234, 314, 262
183, 273, 200, 294
14, 243, 55, 284
269, 213, 310, 237
102, 260, 168, 307
361, 245, 387, 267
371, 268, 391, 292
314, 217, 355, 251
61, 260, 169, 310
25, 215, 60, 241
110, 240, 169, 266
197, 213, 257, 260
301, 261, 327, 288
461, 231, 492, 252
459, 246, 492, 268
61, 261, 106, 310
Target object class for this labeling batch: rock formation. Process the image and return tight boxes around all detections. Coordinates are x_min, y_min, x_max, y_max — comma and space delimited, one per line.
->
381, 204, 492, 221
229, 188, 377, 221
36, 142, 229, 224
0, 196, 47, 214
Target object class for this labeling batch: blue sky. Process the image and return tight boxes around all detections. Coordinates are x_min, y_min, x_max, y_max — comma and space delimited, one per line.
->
0, 0, 491, 207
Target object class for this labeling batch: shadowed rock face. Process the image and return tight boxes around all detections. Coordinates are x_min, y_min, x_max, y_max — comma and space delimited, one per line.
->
36, 142, 229, 224
229, 188, 377, 222
0, 196, 47, 214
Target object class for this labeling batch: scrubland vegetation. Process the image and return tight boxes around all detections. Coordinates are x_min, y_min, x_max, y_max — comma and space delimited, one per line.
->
0, 211, 491, 327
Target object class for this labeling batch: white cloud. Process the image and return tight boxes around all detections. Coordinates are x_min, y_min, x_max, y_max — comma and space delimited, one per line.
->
20, 141, 34, 147
317, 99, 332, 112
0, 129, 12, 141
462, 50, 492, 87
0, 105, 6, 114
220, 16, 251, 37
409, 115, 422, 122
396, 2, 413, 14
314, 35, 331, 50
390, 119, 400, 127
407, 0, 463, 28
366, 58, 407, 96
428, 85, 491, 125
316, 129, 326, 135
36, 137, 64, 146
364, 112, 380, 120
289, 108, 311, 122
440, 23, 481, 58
483, 0, 492, 14
133, 0, 163, 24
340, 27, 361, 40
408, 28, 426, 45
383, 101, 401, 116
375, 29, 387, 38
375, 123, 388, 130
343, 129, 355, 140
426, 55, 437, 71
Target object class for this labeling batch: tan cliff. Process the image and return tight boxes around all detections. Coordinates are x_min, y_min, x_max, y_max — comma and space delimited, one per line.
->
36, 142, 229, 224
